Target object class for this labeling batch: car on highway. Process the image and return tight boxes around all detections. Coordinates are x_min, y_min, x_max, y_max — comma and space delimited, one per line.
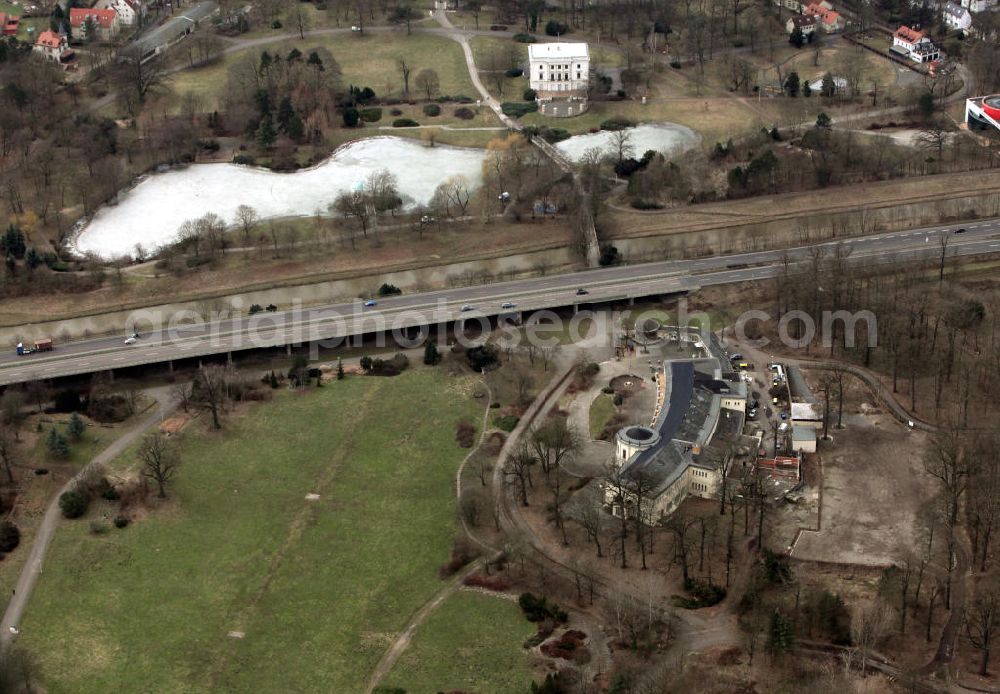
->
461, 305, 475, 312
124, 336, 137, 345
576, 288, 589, 295
500, 302, 516, 309
780, 411, 788, 420
363, 300, 378, 307
954, 228, 966, 234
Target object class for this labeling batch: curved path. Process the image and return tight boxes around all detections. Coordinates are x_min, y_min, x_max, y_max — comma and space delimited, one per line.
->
0, 386, 177, 646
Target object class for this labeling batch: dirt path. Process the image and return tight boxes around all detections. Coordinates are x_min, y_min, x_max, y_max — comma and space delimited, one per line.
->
0, 386, 177, 645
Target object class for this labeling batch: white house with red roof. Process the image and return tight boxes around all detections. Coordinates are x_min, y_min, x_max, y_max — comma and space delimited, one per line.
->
803, 2, 844, 32
33, 30, 74, 63
891, 25, 939, 63
69, 8, 120, 41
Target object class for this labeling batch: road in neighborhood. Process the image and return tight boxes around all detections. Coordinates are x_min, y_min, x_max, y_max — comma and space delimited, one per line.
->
1, 220, 999, 386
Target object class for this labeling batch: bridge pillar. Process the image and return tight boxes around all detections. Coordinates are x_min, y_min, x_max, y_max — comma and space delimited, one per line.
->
285, 344, 292, 356
628, 297, 635, 306
573, 304, 580, 315
167, 360, 173, 374
227, 351, 233, 365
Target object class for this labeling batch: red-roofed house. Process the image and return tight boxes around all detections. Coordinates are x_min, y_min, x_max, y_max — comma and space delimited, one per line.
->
804, 2, 844, 32
33, 30, 74, 63
786, 13, 817, 36
891, 25, 939, 63
0, 12, 20, 36
69, 8, 120, 41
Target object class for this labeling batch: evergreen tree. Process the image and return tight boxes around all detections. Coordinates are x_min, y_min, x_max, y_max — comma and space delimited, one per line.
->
67, 413, 85, 441
46, 429, 70, 458
821, 72, 836, 98
24, 247, 40, 270
286, 114, 305, 142
269, 371, 279, 389
803, 81, 812, 98
768, 610, 795, 653
789, 26, 804, 48
0, 225, 25, 260
307, 50, 324, 69
277, 96, 295, 132
423, 340, 441, 365
256, 113, 277, 148
336, 359, 345, 380
784, 71, 800, 98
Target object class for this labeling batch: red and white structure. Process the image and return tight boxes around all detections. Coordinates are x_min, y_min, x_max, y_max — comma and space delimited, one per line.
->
891, 25, 939, 63
966, 95, 1000, 133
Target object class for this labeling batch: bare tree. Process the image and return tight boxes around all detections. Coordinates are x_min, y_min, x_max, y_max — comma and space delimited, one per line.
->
234, 204, 259, 246
966, 579, 1000, 676
396, 57, 412, 97
504, 443, 535, 506
851, 600, 892, 673
137, 432, 179, 498
609, 128, 634, 165
0, 428, 17, 485
331, 190, 372, 240
191, 365, 231, 429
414, 68, 440, 99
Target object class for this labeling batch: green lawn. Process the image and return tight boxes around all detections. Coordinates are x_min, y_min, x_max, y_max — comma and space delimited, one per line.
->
382, 591, 535, 693
32, 420, 110, 469
168, 32, 478, 112
589, 392, 615, 440
19, 366, 483, 693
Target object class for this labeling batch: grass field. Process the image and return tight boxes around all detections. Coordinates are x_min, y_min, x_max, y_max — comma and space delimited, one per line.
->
18, 367, 484, 693
588, 392, 615, 440
382, 591, 534, 693
167, 32, 477, 112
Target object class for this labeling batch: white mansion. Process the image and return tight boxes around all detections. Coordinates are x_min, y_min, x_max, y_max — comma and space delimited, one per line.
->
528, 42, 590, 99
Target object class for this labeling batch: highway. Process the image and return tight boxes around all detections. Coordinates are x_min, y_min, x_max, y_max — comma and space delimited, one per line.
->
2, 219, 999, 386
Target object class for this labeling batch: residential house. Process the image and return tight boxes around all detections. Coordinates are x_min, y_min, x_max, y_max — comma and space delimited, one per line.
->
774, 0, 806, 11
69, 8, 120, 41
0, 12, 20, 36
528, 42, 590, 100
804, 2, 844, 32
962, 0, 997, 12
98, 0, 143, 26
891, 25, 939, 63
33, 30, 73, 63
943, 2, 972, 31
786, 14, 817, 36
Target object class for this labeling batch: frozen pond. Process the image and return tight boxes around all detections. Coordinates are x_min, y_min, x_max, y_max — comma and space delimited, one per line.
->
72, 137, 487, 258
74, 124, 701, 258
555, 123, 700, 162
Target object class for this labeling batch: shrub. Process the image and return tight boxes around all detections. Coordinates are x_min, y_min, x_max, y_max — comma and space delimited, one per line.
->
600, 116, 635, 131
466, 344, 499, 371
501, 101, 537, 118
0, 522, 20, 553
59, 489, 89, 519
670, 59, 682, 69
505, 67, 524, 77
88, 520, 109, 535
101, 486, 121, 501
489, 402, 501, 409
389, 107, 403, 116
494, 415, 519, 432
454, 107, 475, 120
359, 107, 383, 122
463, 573, 513, 591
456, 420, 477, 448
361, 353, 410, 376
630, 199, 664, 210
513, 32, 536, 43
452, 94, 474, 103
518, 592, 568, 623
423, 341, 441, 366
113, 516, 129, 529
342, 107, 360, 127
598, 245, 620, 266
392, 118, 419, 127
437, 539, 479, 578
377, 283, 402, 296
522, 88, 537, 101
545, 19, 569, 36
232, 154, 256, 165
422, 103, 441, 117
539, 127, 570, 143
673, 578, 727, 608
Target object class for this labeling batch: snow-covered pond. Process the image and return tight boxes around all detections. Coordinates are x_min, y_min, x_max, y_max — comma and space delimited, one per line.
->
72, 137, 487, 258
555, 123, 700, 162
73, 124, 702, 258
